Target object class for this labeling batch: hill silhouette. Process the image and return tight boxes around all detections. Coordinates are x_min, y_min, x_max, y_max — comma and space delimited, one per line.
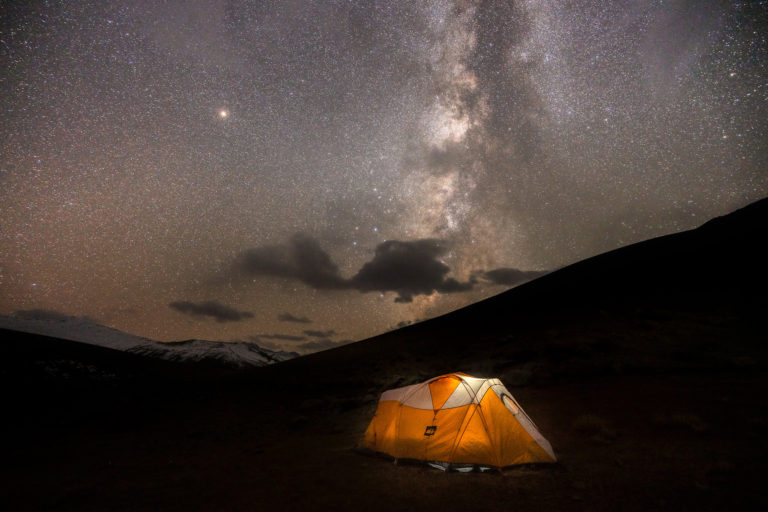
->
265, 197, 768, 391
2, 198, 767, 511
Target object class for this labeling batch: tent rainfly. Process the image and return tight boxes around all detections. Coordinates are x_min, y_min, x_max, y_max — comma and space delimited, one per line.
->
359, 372, 556, 471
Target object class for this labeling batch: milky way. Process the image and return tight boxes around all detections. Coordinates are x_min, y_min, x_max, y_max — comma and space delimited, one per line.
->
2, 1, 767, 352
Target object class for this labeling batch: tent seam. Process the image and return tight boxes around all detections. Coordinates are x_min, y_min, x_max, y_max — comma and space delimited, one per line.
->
447, 379, 493, 465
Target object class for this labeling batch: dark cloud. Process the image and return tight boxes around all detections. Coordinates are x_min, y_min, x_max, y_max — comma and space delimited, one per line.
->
297, 338, 354, 353
12, 309, 96, 323
234, 236, 476, 303
349, 239, 474, 302
169, 300, 254, 323
303, 329, 336, 338
278, 312, 312, 324
480, 268, 548, 286
235, 233, 347, 289
251, 333, 307, 341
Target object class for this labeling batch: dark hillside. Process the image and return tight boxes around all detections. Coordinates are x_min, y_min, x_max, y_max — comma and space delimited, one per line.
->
265, 198, 768, 392
2, 198, 767, 511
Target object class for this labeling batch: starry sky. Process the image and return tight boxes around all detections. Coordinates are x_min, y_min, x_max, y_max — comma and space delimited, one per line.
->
2, 0, 767, 353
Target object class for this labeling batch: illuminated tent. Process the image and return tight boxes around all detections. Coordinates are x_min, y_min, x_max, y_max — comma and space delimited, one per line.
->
360, 373, 556, 470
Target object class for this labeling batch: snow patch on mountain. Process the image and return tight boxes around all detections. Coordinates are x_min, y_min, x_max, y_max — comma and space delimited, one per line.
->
0, 314, 297, 367
128, 339, 298, 367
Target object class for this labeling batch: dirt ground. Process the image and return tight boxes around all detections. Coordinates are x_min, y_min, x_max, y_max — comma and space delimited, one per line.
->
2, 356, 766, 511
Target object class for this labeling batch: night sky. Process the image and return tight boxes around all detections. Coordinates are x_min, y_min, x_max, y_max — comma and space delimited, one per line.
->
2, 1, 767, 353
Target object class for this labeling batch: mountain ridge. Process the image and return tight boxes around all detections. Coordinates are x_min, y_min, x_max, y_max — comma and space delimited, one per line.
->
262, 197, 768, 389
0, 314, 298, 368
3, 198, 767, 512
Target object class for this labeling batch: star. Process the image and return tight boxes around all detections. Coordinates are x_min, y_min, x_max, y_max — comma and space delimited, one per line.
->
0, 0, 765, 351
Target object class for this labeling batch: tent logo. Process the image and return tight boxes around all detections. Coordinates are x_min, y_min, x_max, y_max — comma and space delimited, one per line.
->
424, 425, 437, 436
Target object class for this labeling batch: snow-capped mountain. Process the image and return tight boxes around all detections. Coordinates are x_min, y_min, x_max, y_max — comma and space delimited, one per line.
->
0, 313, 298, 367
128, 338, 298, 366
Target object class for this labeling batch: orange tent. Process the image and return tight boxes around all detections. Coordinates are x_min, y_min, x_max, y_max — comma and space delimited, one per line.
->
360, 373, 555, 470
